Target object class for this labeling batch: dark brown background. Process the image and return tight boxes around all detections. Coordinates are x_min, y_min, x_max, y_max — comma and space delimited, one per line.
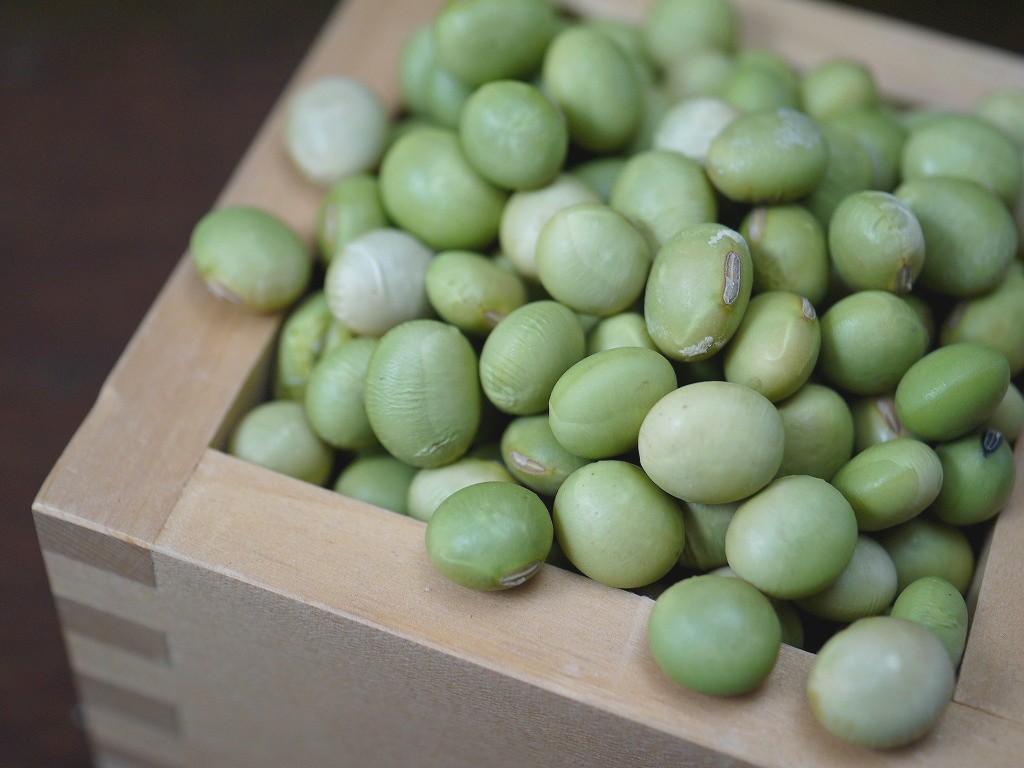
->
2, 1, 1022, 766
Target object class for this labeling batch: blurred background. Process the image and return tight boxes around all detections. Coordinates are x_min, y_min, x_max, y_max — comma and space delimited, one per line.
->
2, 1, 1022, 766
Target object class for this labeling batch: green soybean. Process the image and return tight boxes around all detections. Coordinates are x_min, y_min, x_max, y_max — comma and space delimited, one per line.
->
678, 500, 738, 571
273, 292, 352, 402
284, 76, 389, 188
974, 89, 1024, 147
333, 453, 418, 515
722, 291, 821, 403
895, 342, 1010, 442
304, 337, 378, 450
739, 204, 829, 306
553, 460, 685, 588
801, 59, 878, 121
479, 301, 585, 415
707, 566, 805, 649
808, 616, 955, 749
830, 439, 943, 532
652, 97, 740, 167
499, 174, 601, 279
895, 177, 1017, 298
627, 85, 672, 155
647, 575, 780, 697
398, 25, 471, 128
902, 293, 937, 350
229, 400, 333, 486
900, 113, 1023, 207
644, 223, 752, 362
458, 79, 568, 191
314, 174, 387, 264
705, 107, 828, 204
432, 0, 557, 87
543, 26, 643, 153
644, 0, 738, 67
663, 46, 736, 101
824, 106, 907, 191
548, 346, 677, 459
818, 290, 928, 395
876, 516, 975, 595
364, 320, 481, 468
802, 124, 874, 228
828, 191, 925, 294
985, 382, 1024, 441
535, 203, 651, 316
569, 156, 628, 203
890, 576, 969, 668
425, 481, 553, 591
190, 206, 311, 312
639, 381, 785, 504
795, 535, 898, 623
609, 150, 718, 251
940, 262, 1024, 376
850, 395, 915, 453
585, 18, 657, 87
734, 49, 801, 94
500, 415, 590, 496
718, 61, 801, 113
379, 126, 507, 251
930, 429, 1016, 526
425, 250, 528, 335
725, 474, 859, 600
774, 383, 854, 481
586, 312, 658, 354
407, 457, 516, 522
324, 228, 434, 338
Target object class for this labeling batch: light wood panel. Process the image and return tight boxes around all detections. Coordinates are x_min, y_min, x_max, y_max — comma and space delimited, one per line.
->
65, 634, 179, 701
38, 525, 181, 767
56, 598, 170, 665
42, 549, 169, 629
35, 512, 158, 586
92, 743, 183, 768
79, 708, 184, 768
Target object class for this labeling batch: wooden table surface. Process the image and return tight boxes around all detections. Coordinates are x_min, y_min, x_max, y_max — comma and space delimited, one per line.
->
2, 1, 1021, 766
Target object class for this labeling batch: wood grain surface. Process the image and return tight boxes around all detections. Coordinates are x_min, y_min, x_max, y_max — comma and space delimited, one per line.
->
3, 1, 1023, 767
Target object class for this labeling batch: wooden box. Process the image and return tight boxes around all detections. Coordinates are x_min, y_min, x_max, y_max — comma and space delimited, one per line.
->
34, 0, 1024, 765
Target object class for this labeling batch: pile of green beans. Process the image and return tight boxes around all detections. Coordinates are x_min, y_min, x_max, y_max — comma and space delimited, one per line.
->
193, 0, 1024, 750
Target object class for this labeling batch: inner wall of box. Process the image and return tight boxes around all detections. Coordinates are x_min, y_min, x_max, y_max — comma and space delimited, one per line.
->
208, 325, 277, 453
